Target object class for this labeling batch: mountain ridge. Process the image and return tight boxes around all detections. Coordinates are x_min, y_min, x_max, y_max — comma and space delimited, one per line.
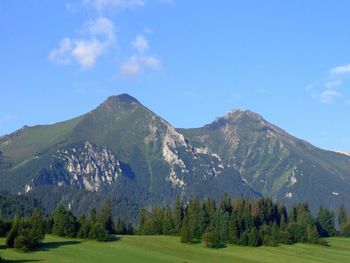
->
1, 93, 350, 217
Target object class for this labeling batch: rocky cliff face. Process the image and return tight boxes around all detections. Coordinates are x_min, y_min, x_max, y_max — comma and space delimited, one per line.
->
27, 142, 124, 192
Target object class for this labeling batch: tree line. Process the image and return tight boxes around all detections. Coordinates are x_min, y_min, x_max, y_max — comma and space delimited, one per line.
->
0, 199, 132, 253
138, 195, 350, 248
1, 195, 350, 256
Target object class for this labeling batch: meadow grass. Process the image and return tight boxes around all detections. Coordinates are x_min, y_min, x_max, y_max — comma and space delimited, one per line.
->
1, 235, 350, 263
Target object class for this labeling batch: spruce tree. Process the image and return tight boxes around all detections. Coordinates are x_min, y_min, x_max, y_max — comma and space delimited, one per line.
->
99, 199, 114, 234
173, 196, 183, 234
229, 213, 239, 244
180, 215, 192, 243
270, 221, 279, 246
338, 205, 348, 230
248, 227, 262, 247
28, 208, 45, 248
6, 215, 21, 248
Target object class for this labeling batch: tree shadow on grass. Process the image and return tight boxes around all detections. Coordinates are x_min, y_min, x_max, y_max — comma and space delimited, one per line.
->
35, 240, 83, 252
105, 235, 120, 242
5, 260, 42, 262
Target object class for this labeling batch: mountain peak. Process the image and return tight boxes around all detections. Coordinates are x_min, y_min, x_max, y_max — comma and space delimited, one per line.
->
105, 94, 140, 104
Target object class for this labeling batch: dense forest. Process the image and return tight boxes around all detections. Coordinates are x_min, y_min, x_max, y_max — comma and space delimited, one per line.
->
138, 195, 350, 248
1, 194, 350, 261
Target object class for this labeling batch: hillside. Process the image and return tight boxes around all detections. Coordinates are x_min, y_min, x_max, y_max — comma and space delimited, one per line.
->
1, 94, 350, 216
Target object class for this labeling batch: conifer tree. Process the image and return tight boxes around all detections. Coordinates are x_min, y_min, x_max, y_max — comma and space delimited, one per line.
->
28, 208, 45, 248
99, 199, 114, 234
229, 213, 239, 244
180, 215, 192, 243
173, 196, 183, 234
338, 205, 348, 230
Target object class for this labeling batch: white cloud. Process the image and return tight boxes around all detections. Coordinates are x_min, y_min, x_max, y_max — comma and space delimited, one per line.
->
72, 40, 104, 69
330, 64, 350, 76
49, 17, 115, 69
307, 63, 350, 104
319, 90, 342, 103
49, 38, 72, 64
120, 34, 162, 77
83, 0, 144, 11
132, 35, 148, 53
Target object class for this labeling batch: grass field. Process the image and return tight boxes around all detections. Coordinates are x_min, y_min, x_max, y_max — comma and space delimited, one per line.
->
1, 235, 350, 263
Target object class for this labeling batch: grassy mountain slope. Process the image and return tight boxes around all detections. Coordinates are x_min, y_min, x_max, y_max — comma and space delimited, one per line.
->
180, 109, 350, 212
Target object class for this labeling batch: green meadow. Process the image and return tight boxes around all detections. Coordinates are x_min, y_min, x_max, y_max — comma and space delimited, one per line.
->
1, 235, 350, 263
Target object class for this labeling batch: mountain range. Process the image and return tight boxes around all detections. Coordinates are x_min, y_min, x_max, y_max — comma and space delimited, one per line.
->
1, 94, 349, 219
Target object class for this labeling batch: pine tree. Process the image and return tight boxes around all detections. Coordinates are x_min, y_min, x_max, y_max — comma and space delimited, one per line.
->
28, 208, 45, 248
306, 224, 319, 244
229, 213, 239, 244
99, 199, 114, 234
219, 211, 230, 243
280, 213, 287, 230
173, 196, 183, 235
6, 215, 21, 248
116, 218, 127, 235
248, 227, 262, 247
138, 208, 148, 235
162, 207, 174, 235
338, 205, 348, 231
180, 215, 192, 243
270, 221, 279, 246
52, 204, 77, 237
316, 206, 335, 237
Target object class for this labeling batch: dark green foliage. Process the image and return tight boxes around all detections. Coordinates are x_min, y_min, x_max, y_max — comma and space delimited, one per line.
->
6, 215, 21, 248
138, 196, 330, 248
99, 199, 114, 234
173, 197, 183, 235
0, 192, 43, 218
229, 213, 239, 244
316, 206, 335, 237
28, 208, 45, 248
338, 205, 348, 232
6, 209, 45, 252
269, 221, 279, 246
287, 223, 307, 243
307, 225, 319, 244
180, 215, 192, 243
341, 223, 350, 237
89, 222, 109, 242
248, 227, 262, 247
52, 204, 77, 237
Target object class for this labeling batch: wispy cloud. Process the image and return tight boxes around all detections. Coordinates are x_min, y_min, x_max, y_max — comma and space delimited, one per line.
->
120, 34, 162, 77
49, 17, 115, 69
83, 0, 144, 12
330, 64, 350, 76
307, 64, 350, 104
319, 90, 342, 103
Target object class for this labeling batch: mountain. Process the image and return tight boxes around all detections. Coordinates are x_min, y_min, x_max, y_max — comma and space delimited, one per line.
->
1, 94, 350, 217
0, 94, 257, 219
335, 150, 350, 157
180, 109, 350, 212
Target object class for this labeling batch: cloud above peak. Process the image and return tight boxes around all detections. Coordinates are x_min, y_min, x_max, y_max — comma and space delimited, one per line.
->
307, 63, 350, 104
49, 17, 115, 69
120, 34, 162, 77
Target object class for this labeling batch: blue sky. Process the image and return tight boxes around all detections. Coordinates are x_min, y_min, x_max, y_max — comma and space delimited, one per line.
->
1, 0, 350, 151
